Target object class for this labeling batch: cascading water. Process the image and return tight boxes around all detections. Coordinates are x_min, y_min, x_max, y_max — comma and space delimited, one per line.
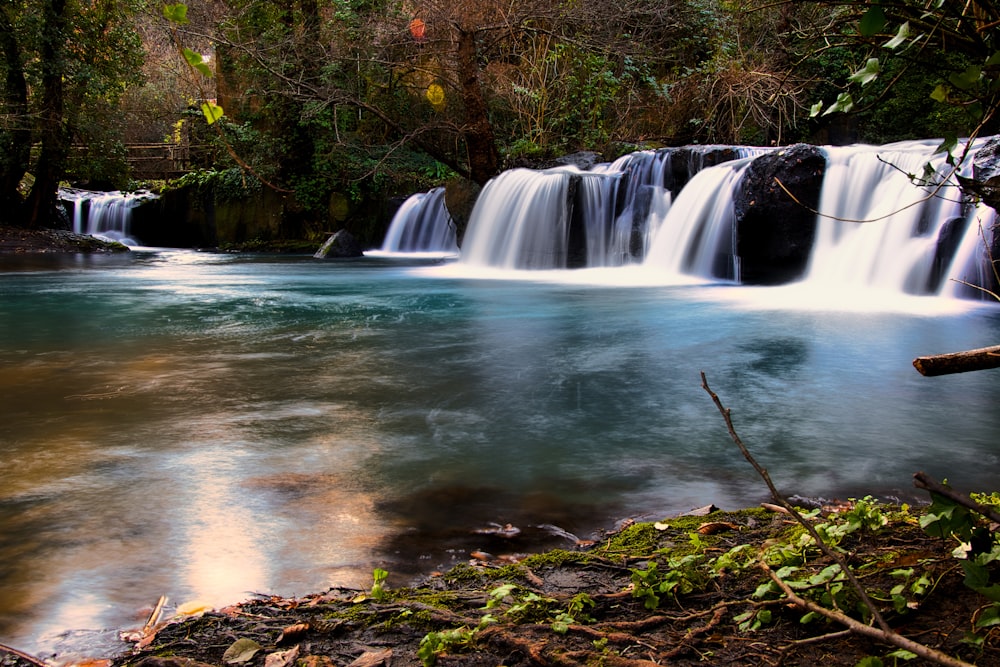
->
62, 189, 150, 246
377, 187, 458, 254
802, 139, 989, 295
642, 158, 752, 280
440, 139, 995, 299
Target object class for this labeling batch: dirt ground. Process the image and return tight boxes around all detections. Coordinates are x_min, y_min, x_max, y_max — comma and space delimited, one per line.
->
19, 503, 988, 667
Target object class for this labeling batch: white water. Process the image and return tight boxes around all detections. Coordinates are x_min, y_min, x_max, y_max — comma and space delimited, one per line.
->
376, 187, 458, 255
439, 140, 995, 300
62, 189, 151, 246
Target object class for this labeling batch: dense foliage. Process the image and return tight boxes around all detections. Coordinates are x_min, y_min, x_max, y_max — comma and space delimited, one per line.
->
1, 0, 998, 230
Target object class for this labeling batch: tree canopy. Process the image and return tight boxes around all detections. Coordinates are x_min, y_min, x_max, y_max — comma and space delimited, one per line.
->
1, 0, 998, 229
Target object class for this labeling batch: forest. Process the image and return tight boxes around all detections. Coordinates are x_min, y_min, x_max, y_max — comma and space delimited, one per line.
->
0, 0, 998, 235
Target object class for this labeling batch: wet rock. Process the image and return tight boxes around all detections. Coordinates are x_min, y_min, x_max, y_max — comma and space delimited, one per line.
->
960, 135, 1000, 213
734, 144, 826, 285
444, 176, 481, 246
313, 229, 363, 258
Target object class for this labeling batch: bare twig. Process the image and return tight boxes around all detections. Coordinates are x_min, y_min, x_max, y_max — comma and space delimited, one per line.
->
699, 371, 890, 633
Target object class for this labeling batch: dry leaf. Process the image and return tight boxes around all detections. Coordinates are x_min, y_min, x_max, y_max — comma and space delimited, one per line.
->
222, 638, 262, 665
264, 645, 300, 667
277, 622, 310, 645
697, 521, 739, 535
347, 649, 392, 667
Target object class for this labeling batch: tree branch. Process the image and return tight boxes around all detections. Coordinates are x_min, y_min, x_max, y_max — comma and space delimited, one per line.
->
699, 371, 890, 633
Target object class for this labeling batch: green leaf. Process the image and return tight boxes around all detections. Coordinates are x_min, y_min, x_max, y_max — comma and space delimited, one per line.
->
949, 65, 982, 90
930, 84, 949, 103
976, 604, 1000, 628
934, 133, 958, 157
822, 92, 854, 116
163, 3, 189, 25
200, 101, 224, 125
855, 657, 884, 667
809, 101, 824, 118
883, 22, 910, 49
848, 58, 881, 86
183, 48, 213, 77
886, 649, 918, 661
859, 5, 886, 37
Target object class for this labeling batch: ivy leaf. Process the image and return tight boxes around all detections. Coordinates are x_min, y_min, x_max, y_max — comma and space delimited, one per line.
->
976, 604, 1000, 628
163, 3, 189, 25
200, 101, 224, 124
822, 92, 855, 116
934, 133, 958, 159
859, 5, 886, 37
949, 65, 982, 90
182, 48, 213, 77
883, 22, 909, 49
930, 84, 949, 103
848, 58, 881, 86
809, 101, 824, 118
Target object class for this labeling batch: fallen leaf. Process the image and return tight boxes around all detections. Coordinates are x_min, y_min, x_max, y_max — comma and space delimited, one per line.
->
264, 645, 300, 667
297, 657, 334, 667
697, 521, 739, 535
174, 601, 213, 618
277, 623, 310, 645
347, 649, 392, 667
223, 638, 262, 665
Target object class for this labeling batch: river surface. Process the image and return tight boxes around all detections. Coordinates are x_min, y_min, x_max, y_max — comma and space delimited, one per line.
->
2, 249, 999, 658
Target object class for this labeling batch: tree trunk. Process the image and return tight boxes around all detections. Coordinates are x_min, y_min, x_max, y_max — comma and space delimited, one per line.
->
455, 26, 500, 186
912, 344, 1000, 376
24, 0, 70, 229
0, 5, 30, 224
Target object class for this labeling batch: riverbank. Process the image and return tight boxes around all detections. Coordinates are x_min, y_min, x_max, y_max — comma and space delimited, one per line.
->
2, 495, 992, 667
0, 226, 129, 254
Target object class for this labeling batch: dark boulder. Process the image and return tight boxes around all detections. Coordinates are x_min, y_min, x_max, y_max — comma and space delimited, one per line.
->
313, 229, 363, 258
734, 144, 826, 285
959, 135, 1000, 214
444, 176, 481, 246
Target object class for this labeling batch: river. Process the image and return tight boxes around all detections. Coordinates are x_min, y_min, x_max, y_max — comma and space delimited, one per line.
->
1, 248, 999, 658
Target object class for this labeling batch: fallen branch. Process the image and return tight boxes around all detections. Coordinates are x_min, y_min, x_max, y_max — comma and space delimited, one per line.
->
762, 562, 973, 667
912, 344, 1000, 376
699, 372, 890, 633
701, 371, 976, 667
0, 643, 48, 667
913, 471, 1000, 525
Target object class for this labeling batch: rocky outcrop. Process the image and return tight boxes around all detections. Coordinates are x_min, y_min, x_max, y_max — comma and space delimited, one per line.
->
313, 229, 363, 258
443, 176, 481, 246
734, 144, 826, 285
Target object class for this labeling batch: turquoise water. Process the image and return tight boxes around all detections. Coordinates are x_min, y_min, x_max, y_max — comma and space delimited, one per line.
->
1, 249, 999, 657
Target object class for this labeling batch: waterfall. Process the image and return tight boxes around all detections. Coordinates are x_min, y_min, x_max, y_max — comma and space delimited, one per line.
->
61, 189, 150, 246
378, 187, 458, 254
420, 139, 997, 299
802, 140, 977, 294
642, 158, 752, 280
460, 168, 574, 270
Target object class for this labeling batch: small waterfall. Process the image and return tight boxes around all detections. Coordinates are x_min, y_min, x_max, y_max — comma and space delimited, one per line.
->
379, 187, 458, 254
459, 146, 760, 271
460, 168, 574, 269
61, 189, 150, 246
642, 158, 752, 280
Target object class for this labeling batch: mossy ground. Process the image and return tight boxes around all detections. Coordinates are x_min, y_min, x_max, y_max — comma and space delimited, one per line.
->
93, 502, 1000, 667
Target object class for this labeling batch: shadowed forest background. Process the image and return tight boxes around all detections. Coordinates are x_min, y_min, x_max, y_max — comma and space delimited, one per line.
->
1, 0, 998, 240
